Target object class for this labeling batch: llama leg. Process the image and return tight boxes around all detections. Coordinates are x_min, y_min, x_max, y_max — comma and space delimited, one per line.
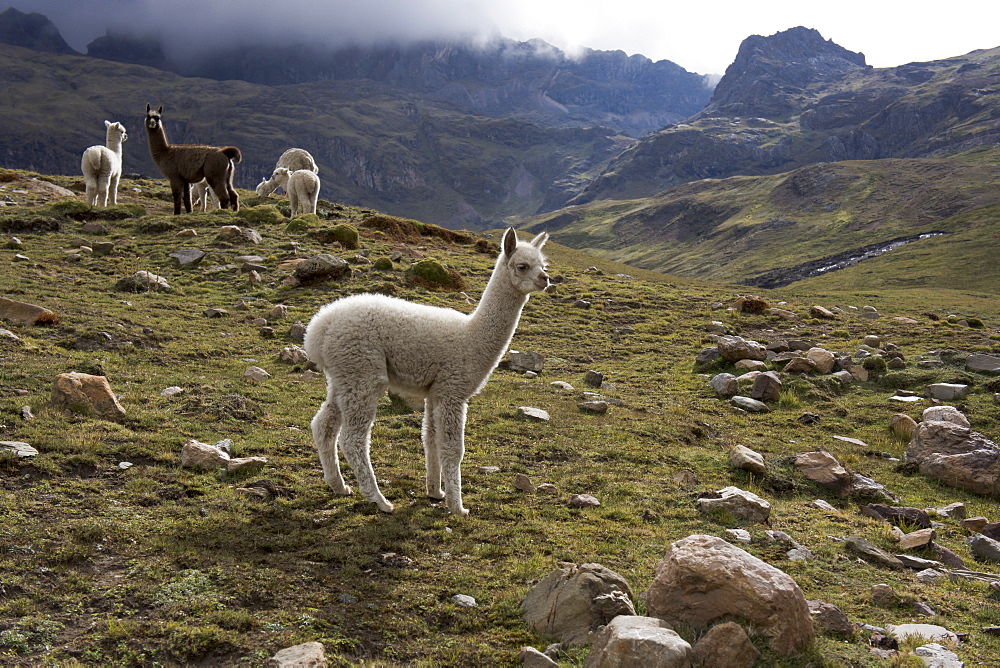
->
225, 161, 239, 211
338, 387, 394, 513
169, 179, 184, 215
422, 398, 444, 500
311, 390, 351, 495
435, 399, 469, 516
181, 182, 193, 213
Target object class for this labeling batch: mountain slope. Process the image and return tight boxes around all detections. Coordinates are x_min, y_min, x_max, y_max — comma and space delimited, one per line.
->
0, 42, 630, 229
571, 27, 1000, 205
524, 157, 1000, 294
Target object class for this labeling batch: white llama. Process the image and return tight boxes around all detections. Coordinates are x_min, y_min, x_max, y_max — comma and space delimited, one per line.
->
256, 168, 320, 215
304, 228, 550, 515
81, 120, 127, 207
256, 148, 318, 197
191, 179, 220, 211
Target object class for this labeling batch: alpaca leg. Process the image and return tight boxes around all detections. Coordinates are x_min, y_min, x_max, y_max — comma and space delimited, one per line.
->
109, 173, 120, 205
96, 176, 110, 207
289, 190, 299, 217
338, 387, 394, 513
435, 399, 469, 516
311, 390, 351, 495
225, 161, 239, 211
84, 179, 96, 206
422, 398, 444, 500
207, 174, 230, 211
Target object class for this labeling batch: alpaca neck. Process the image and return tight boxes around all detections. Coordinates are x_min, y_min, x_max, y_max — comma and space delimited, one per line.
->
107, 135, 123, 158
466, 257, 529, 361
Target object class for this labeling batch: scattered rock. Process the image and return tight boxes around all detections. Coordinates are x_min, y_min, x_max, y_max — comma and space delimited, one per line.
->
583, 370, 604, 387
584, 616, 692, 668
451, 594, 477, 608
51, 372, 126, 421
514, 474, 536, 493
0, 296, 59, 325
808, 600, 854, 637
890, 413, 918, 438
970, 535, 1000, 563
913, 643, 962, 668
698, 486, 771, 523
750, 371, 782, 402
518, 406, 550, 422
898, 528, 936, 550
731, 396, 769, 413
729, 445, 767, 475
966, 353, 1000, 375
863, 504, 932, 529
922, 405, 970, 428
690, 620, 759, 668
569, 494, 600, 508
794, 450, 851, 497
244, 366, 271, 383
505, 350, 544, 373
871, 583, 899, 606
521, 562, 635, 647
846, 536, 904, 570
905, 421, 1000, 496
1, 441, 38, 457
279, 346, 309, 364
717, 335, 767, 362
578, 400, 609, 414
168, 248, 206, 267
293, 254, 351, 282
227, 457, 268, 473
550, 381, 574, 391
887, 624, 958, 644
181, 439, 231, 469
265, 641, 327, 668
926, 383, 969, 401
646, 534, 813, 657
519, 647, 558, 668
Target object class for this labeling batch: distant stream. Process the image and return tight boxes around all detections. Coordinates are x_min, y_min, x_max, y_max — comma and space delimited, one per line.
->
743, 232, 946, 289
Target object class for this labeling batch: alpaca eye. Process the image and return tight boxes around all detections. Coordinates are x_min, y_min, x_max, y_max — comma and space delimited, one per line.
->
516, 264, 528, 272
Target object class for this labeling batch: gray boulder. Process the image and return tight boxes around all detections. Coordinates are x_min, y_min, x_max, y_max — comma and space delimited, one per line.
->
690, 621, 759, 668
697, 486, 771, 523
717, 336, 767, 363
293, 254, 351, 282
967, 353, 1000, 375
710, 373, 738, 397
905, 421, 1000, 497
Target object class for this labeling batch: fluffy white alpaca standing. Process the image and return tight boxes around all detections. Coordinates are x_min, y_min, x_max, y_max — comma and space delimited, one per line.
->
256, 168, 320, 215
304, 228, 549, 515
81, 120, 127, 207
256, 148, 318, 197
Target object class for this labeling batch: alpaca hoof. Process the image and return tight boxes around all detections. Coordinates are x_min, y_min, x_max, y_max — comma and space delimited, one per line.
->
377, 500, 395, 514
427, 488, 445, 500
326, 479, 352, 496
448, 505, 469, 517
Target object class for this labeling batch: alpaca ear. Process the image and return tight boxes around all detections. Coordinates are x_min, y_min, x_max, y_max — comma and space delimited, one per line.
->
530, 231, 549, 248
502, 227, 517, 257
146, 103, 151, 113
105, 120, 111, 128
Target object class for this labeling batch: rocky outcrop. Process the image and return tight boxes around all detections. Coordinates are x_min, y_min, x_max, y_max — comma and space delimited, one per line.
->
0, 7, 77, 55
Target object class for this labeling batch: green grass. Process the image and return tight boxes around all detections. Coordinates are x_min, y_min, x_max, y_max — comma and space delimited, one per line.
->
1, 169, 1000, 665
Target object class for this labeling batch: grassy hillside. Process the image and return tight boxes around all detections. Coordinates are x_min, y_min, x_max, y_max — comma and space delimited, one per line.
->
2, 169, 1000, 666
0, 43, 629, 230
523, 157, 1000, 297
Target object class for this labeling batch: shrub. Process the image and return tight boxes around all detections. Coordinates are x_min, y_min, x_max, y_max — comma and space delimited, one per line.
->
310, 224, 358, 249
406, 258, 467, 291
372, 257, 394, 271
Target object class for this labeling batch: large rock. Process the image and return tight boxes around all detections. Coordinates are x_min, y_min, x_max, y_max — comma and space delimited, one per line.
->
844, 536, 904, 570
750, 371, 782, 403
522, 562, 635, 646
728, 445, 766, 475
926, 383, 969, 401
716, 336, 767, 363
922, 405, 970, 428
794, 450, 852, 497
0, 296, 59, 325
646, 534, 814, 657
805, 347, 836, 374
697, 486, 771, 523
293, 254, 351, 282
905, 421, 1000, 496
504, 349, 544, 373
181, 439, 231, 469
710, 373, 738, 397
50, 372, 126, 421
967, 353, 1000, 375
583, 616, 692, 668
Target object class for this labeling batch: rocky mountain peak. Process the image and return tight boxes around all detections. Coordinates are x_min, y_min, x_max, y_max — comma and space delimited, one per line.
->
700, 26, 870, 119
0, 7, 77, 55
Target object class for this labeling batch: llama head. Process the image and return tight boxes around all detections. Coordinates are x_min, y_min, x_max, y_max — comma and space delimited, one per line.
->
145, 104, 163, 132
104, 120, 127, 143
271, 167, 290, 185
501, 227, 549, 294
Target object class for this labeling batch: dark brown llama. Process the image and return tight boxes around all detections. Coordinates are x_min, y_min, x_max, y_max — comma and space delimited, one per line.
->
144, 104, 242, 214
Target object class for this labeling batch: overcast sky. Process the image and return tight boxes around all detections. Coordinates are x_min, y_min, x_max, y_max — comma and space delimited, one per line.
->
6, 0, 1000, 74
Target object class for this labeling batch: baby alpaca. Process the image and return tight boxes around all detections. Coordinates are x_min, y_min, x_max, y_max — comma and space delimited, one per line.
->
81, 120, 127, 207
257, 168, 319, 215
304, 228, 549, 515
144, 104, 242, 214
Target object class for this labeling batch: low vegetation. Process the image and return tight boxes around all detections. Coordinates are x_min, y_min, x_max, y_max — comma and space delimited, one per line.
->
1, 169, 1000, 665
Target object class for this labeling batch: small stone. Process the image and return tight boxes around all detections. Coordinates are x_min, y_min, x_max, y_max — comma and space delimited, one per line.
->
244, 366, 271, 383
578, 400, 608, 414
926, 383, 969, 401
871, 584, 898, 606
519, 646, 558, 668
1, 441, 38, 457
915, 568, 946, 583
478, 466, 500, 474
730, 396, 769, 413
569, 494, 600, 508
583, 370, 604, 387
726, 528, 752, 543
518, 406, 550, 422
160, 386, 184, 397
963, 516, 989, 532
811, 499, 838, 512
890, 413, 918, 438
227, 457, 268, 473
451, 594, 477, 608
513, 474, 536, 493
550, 381, 574, 390
898, 528, 935, 550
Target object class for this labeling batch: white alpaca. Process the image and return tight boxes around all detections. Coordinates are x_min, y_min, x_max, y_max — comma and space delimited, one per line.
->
191, 179, 220, 211
256, 168, 320, 215
304, 228, 549, 515
256, 148, 318, 197
81, 120, 127, 207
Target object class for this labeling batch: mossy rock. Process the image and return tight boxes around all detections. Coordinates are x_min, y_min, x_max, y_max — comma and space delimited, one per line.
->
372, 257, 394, 271
406, 258, 467, 291
239, 205, 284, 227
309, 224, 358, 249
286, 218, 311, 233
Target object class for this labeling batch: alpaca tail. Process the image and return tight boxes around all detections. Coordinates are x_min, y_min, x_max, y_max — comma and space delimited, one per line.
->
222, 147, 242, 164
82, 147, 107, 176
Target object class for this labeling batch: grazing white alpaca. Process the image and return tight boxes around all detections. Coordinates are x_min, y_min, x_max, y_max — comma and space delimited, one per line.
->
304, 228, 550, 515
256, 168, 320, 215
191, 179, 220, 211
256, 148, 318, 196
81, 120, 127, 207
